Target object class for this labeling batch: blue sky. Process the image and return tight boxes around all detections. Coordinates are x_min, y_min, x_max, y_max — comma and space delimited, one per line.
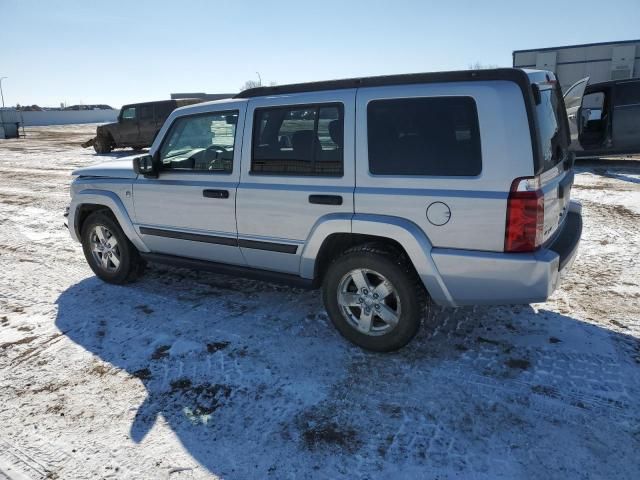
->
1, 0, 638, 108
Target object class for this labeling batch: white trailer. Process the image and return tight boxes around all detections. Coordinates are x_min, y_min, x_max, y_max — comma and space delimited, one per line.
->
513, 39, 640, 91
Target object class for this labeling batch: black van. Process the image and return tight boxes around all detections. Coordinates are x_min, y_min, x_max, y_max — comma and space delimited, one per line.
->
565, 77, 640, 156
84, 99, 204, 154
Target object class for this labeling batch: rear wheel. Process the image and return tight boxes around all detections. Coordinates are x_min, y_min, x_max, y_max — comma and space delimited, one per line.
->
322, 244, 427, 351
81, 212, 143, 284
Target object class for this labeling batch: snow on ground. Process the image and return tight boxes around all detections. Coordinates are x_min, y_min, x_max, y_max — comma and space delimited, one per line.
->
0, 125, 639, 479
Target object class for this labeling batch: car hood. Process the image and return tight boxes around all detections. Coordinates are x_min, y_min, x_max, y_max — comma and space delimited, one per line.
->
72, 156, 137, 179
97, 122, 118, 132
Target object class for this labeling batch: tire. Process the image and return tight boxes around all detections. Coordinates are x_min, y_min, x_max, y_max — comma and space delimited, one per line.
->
93, 136, 112, 154
322, 244, 428, 352
81, 211, 144, 284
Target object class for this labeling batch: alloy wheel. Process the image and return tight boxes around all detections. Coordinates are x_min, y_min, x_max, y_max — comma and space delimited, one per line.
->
337, 268, 401, 336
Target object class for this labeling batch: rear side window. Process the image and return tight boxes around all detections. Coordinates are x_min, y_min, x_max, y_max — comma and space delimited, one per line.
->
139, 104, 153, 121
615, 81, 640, 106
251, 104, 344, 176
367, 97, 482, 176
156, 102, 177, 120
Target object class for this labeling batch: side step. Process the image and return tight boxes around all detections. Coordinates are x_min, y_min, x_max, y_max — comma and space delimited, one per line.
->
140, 252, 315, 289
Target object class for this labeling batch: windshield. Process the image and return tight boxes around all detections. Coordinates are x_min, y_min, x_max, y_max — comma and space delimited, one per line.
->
535, 86, 569, 172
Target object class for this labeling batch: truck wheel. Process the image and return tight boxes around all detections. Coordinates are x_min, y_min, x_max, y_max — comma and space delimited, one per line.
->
94, 136, 112, 154
322, 244, 427, 352
81, 211, 144, 284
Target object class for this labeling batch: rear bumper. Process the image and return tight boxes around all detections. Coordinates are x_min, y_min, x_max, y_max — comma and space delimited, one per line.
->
431, 201, 582, 306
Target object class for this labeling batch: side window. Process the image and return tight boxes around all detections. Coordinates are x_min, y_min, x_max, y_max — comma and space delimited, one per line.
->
159, 111, 238, 172
139, 104, 153, 121
121, 107, 136, 120
251, 103, 344, 176
156, 103, 176, 121
614, 81, 640, 106
583, 92, 605, 120
367, 97, 482, 176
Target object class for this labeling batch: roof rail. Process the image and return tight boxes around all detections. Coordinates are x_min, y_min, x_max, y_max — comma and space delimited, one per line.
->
234, 68, 529, 98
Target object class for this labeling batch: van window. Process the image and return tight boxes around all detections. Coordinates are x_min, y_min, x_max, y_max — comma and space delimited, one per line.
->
159, 111, 238, 172
251, 104, 344, 176
367, 97, 481, 176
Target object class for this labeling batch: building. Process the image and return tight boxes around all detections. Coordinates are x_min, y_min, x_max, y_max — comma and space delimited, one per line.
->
513, 39, 640, 91
170, 93, 234, 102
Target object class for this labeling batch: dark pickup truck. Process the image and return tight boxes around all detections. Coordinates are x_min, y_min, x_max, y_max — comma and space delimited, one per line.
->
83, 99, 203, 154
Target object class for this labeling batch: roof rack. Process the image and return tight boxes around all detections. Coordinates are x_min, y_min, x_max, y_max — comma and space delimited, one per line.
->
234, 68, 529, 98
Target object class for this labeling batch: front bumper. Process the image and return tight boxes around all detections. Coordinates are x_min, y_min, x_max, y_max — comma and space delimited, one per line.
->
431, 201, 582, 306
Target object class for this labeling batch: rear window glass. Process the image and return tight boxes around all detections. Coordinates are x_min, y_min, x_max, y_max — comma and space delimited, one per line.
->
615, 81, 640, 106
251, 104, 344, 176
367, 97, 482, 176
535, 86, 569, 171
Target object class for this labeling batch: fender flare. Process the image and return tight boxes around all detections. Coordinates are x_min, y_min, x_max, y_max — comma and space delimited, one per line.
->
69, 189, 149, 253
299, 213, 455, 307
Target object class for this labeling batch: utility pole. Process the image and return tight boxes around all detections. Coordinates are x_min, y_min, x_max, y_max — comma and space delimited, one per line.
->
0, 77, 6, 108
0, 77, 6, 136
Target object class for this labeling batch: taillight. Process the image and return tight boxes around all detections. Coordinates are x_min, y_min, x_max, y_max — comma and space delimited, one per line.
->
504, 176, 544, 253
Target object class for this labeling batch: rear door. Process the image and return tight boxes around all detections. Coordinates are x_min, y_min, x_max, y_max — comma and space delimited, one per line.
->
611, 79, 640, 153
118, 105, 140, 146
236, 90, 356, 274
137, 103, 156, 147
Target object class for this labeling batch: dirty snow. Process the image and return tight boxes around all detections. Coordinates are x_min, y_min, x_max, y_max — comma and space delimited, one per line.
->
0, 125, 639, 479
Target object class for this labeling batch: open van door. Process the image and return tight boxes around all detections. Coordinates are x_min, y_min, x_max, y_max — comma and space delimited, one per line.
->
563, 77, 589, 150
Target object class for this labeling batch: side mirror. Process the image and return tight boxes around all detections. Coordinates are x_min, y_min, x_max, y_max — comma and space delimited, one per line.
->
133, 154, 159, 178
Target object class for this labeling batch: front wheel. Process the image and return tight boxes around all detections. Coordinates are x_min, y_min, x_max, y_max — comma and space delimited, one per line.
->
93, 136, 112, 154
81, 212, 143, 284
322, 245, 427, 352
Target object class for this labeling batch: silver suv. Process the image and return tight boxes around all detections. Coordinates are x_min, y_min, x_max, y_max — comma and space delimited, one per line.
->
67, 68, 582, 351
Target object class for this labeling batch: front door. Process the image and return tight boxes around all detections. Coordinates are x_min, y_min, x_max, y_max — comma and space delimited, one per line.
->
563, 77, 589, 151
132, 103, 246, 265
579, 89, 609, 151
236, 90, 356, 274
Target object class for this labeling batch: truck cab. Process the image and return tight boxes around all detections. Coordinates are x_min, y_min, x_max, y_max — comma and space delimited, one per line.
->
91, 99, 204, 154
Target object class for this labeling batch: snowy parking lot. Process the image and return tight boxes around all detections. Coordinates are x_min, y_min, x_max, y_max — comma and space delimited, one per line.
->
0, 124, 639, 479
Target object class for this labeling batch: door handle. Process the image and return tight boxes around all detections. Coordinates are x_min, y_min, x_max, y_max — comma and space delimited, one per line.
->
203, 189, 229, 199
309, 194, 342, 205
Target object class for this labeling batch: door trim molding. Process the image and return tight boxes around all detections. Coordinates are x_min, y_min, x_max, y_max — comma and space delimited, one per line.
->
139, 226, 298, 254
